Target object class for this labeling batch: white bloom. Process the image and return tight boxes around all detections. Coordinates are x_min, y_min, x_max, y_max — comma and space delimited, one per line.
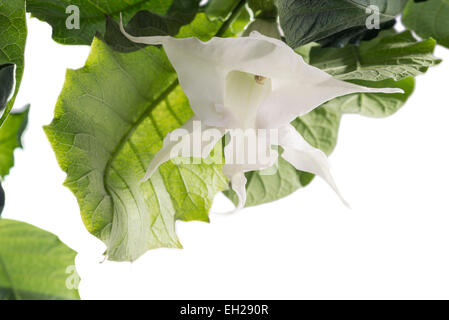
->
120, 20, 403, 211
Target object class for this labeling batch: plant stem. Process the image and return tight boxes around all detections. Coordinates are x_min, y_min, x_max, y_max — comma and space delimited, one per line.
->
0, 103, 13, 129
215, 0, 248, 37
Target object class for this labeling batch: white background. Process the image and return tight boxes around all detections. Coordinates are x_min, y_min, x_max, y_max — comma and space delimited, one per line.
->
3, 15, 449, 299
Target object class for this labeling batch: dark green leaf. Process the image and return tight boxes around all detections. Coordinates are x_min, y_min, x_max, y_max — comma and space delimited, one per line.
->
0, 219, 79, 300
26, 0, 201, 45
318, 19, 396, 48
403, 0, 449, 48
278, 0, 408, 48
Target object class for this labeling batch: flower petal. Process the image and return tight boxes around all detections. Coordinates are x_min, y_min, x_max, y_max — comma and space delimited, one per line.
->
120, 18, 303, 128
223, 168, 247, 212
277, 124, 349, 206
141, 117, 225, 182
221, 133, 278, 210
223, 70, 272, 128
257, 61, 404, 129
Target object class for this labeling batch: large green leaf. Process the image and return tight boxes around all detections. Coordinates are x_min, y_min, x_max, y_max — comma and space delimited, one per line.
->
45, 13, 234, 261
0, 0, 27, 127
278, 0, 408, 48
0, 219, 79, 300
0, 106, 29, 180
26, 0, 201, 45
403, 0, 449, 48
225, 31, 439, 207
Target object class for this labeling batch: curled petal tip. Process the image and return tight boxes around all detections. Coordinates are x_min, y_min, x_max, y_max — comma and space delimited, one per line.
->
328, 181, 351, 209
388, 88, 405, 94
140, 168, 155, 184
213, 171, 247, 215
249, 30, 261, 37
119, 12, 165, 45
340, 196, 352, 210
372, 87, 405, 94
119, 13, 126, 35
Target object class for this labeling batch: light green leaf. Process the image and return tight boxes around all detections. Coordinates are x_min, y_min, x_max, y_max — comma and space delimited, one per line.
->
403, 0, 449, 48
0, 106, 29, 180
307, 31, 441, 82
0, 0, 27, 127
45, 21, 229, 261
0, 219, 79, 300
26, 0, 200, 45
278, 0, 408, 48
177, 12, 229, 40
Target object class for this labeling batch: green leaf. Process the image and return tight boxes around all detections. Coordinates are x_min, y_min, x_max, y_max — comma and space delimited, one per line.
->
278, 0, 408, 48
0, 219, 79, 300
403, 0, 449, 48
317, 19, 396, 48
0, 0, 27, 127
0, 106, 29, 179
45, 8, 245, 261
45, 27, 229, 261
26, 0, 201, 45
307, 31, 441, 82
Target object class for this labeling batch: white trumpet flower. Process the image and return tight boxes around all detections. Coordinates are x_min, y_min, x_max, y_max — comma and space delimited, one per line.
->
120, 20, 403, 211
